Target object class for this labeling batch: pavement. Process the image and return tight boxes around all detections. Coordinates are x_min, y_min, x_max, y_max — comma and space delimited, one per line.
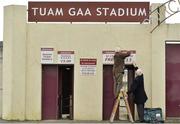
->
0, 120, 130, 124
0, 119, 179, 123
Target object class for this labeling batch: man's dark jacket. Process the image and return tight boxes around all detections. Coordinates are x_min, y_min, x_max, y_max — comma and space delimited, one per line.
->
128, 74, 148, 104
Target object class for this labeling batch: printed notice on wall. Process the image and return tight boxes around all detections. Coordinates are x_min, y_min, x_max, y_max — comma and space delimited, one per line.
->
58, 51, 74, 64
102, 50, 115, 64
80, 58, 97, 76
41, 48, 54, 64
102, 50, 136, 65
124, 51, 136, 65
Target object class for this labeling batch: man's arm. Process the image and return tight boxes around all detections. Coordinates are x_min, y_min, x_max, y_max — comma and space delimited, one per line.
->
120, 51, 131, 58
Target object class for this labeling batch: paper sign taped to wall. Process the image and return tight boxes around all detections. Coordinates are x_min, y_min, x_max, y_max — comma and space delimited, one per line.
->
102, 50, 136, 65
80, 58, 97, 76
41, 48, 54, 64
124, 51, 136, 65
58, 51, 74, 64
102, 51, 115, 64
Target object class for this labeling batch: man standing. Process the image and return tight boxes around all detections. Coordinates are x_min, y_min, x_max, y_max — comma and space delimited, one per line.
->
113, 49, 130, 97
127, 68, 148, 123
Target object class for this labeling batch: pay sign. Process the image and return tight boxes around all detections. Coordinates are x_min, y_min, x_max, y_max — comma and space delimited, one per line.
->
102, 51, 115, 64
58, 51, 74, 64
102, 50, 136, 65
124, 50, 136, 65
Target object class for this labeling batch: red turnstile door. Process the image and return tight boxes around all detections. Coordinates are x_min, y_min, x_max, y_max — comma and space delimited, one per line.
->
166, 44, 180, 117
103, 65, 118, 120
42, 65, 59, 120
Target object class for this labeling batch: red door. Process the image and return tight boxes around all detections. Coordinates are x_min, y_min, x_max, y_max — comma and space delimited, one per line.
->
166, 44, 180, 117
42, 65, 59, 120
103, 65, 118, 120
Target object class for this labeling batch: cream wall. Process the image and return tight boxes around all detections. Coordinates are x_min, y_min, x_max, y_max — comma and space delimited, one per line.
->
151, 24, 167, 118
0, 43, 3, 118
2, 5, 162, 120
4, 4, 180, 121
26, 24, 152, 120
3, 5, 26, 120
151, 23, 180, 119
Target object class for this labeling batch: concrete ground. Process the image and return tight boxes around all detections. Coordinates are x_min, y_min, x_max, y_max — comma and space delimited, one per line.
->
0, 119, 139, 124
0, 119, 179, 123
0, 120, 129, 124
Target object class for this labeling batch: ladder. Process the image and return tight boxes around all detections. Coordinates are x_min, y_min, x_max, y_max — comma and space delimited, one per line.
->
109, 90, 134, 122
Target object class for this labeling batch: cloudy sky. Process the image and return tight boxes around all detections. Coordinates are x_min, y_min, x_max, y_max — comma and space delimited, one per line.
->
0, 0, 180, 41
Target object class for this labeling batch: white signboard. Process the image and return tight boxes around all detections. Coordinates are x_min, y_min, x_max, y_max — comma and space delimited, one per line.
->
58, 51, 74, 64
102, 50, 136, 65
80, 58, 97, 76
41, 48, 54, 64
102, 51, 115, 64
124, 51, 136, 65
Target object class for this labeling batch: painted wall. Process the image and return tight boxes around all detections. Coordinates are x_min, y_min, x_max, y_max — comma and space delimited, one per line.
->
3, 5, 151, 121
3, 5, 26, 120
0, 43, 3, 118
151, 24, 180, 118
3, 4, 180, 121
26, 23, 151, 120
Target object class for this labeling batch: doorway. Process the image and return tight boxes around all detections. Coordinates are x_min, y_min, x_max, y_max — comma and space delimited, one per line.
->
103, 65, 119, 120
42, 65, 59, 120
59, 66, 73, 119
103, 65, 135, 120
42, 65, 74, 120
166, 43, 180, 118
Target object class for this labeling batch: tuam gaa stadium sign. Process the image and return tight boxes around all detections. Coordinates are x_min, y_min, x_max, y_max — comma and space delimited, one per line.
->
28, 2, 149, 22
